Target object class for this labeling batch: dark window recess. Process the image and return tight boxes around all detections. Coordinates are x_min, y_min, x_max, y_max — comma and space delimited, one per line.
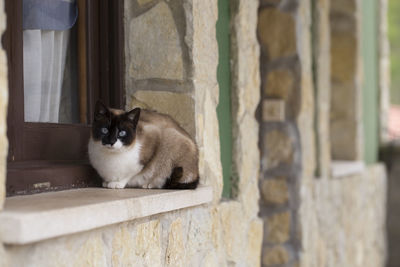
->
3, 0, 125, 196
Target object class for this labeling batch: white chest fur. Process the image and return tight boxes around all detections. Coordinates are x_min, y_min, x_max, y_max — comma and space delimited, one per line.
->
88, 139, 143, 182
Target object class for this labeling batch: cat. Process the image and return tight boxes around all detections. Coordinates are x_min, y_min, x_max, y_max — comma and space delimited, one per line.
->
88, 101, 199, 190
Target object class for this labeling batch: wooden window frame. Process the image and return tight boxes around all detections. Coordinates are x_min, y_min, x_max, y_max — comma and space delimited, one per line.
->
3, 0, 125, 196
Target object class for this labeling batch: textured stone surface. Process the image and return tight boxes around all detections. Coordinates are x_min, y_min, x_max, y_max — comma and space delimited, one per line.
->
0, 0, 390, 267
314, 0, 331, 178
128, 2, 184, 80
165, 218, 185, 267
262, 99, 285, 122
330, 83, 358, 160
261, 178, 289, 205
129, 90, 195, 138
2, 0, 260, 267
262, 245, 290, 265
191, 0, 223, 205
258, 4, 302, 265
266, 212, 290, 243
264, 70, 294, 100
263, 129, 293, 169
111, 226, 135, 266
230, 0, 261, 223
309, 165, 387, 267
137, 0, 154, 6
0, 187, 212, 245
331, 33, 356, 83
331, 0, 355, 14
135, 220, 161, 266
257, 1, 387, 267
258, 8, 296, 60
247, 219, 263, 267
329, 0, 362, 161
219, 202, 245, 262
75, 235, 107, 267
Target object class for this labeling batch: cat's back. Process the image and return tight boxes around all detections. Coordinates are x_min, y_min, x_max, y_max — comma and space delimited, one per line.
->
137, 109, 197, 162
138, 109, 192, 140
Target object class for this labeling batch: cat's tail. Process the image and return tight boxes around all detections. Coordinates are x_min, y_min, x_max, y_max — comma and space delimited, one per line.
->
163, 167, 199, 190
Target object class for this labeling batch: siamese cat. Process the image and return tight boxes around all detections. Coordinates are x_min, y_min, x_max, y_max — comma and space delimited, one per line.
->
88, 101, 199, 190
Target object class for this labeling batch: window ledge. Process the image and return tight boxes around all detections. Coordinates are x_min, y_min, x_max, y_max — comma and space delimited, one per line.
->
0, 186, 213, 245
331, 160, 365, 178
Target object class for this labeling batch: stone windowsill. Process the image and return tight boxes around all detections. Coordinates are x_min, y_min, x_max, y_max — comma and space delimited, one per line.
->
0, 186, 212, 245
331, 160, 365, 178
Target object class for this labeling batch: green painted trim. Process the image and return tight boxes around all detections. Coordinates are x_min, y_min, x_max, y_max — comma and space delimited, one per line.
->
388, 0, 400, 105
216, 0, 233, 198
362, 0, 379, 164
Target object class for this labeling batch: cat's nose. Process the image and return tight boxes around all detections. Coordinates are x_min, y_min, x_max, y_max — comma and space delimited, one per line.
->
102, 138, 117, 146
109, 139, 117, 146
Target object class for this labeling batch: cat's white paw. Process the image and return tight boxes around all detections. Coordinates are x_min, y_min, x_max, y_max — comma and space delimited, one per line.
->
140, 183, 157, 189
141, 184, 153, 189
147, 184, 155, 189
106, 181, 126, 189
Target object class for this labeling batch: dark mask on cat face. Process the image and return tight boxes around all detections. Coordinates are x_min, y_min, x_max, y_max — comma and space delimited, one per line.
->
92, 101, 141, 149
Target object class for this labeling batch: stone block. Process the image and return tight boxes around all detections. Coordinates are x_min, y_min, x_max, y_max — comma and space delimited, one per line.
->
112, 226, 135, 266
130, 90, 195, 138
219, 202, 245, 262
202, 251, 219, 267
266, 212, 290, 243
262, 99, 285, 122
128, 2, 184, 80
137, 0, 154, 6
331, 0, 355, 15
166, 218, 185, 267
263, 129, 293, 169
261, 178, 289, 205
74, 235, 107, 267
135, 220, 161, 266
264, 69, 294, 100
262, 245, 289, 265
260, 0, 282, 6
246, 219, 263, 267
331, 31, 356, 83
258, 8, 296, 60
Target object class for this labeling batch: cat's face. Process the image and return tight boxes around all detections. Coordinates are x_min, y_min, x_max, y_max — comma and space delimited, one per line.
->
92, 101, 141, 150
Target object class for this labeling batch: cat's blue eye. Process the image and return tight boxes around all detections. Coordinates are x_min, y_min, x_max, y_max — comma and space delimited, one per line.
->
118, 130, 127, 137
101, 127, 109, 135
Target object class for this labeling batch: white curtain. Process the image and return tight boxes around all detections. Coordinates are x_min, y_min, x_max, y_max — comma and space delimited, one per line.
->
23, 29, 70, 123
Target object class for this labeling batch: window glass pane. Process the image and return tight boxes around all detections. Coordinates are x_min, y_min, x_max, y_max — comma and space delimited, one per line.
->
22, 0, 81, 123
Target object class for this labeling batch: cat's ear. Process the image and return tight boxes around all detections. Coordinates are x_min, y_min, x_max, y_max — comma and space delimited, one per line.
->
94, 100, 109, 121
127, 108, 141, 128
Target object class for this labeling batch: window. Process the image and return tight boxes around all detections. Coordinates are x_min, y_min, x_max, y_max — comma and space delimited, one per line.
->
3, 0, 124, 196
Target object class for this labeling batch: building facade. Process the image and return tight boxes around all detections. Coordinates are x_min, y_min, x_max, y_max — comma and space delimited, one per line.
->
0, 0, 388, 266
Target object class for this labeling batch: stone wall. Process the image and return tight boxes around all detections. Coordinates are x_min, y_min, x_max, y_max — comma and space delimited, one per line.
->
0, 0, 263, 266
0, 0, 389, 266
329, 0, 363, 161
257, 0, 307, 265
300, 165, 387, 267
258, 0, 387, 266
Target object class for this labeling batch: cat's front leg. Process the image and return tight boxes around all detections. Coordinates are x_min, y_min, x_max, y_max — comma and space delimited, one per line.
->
103, 178, 130, 189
